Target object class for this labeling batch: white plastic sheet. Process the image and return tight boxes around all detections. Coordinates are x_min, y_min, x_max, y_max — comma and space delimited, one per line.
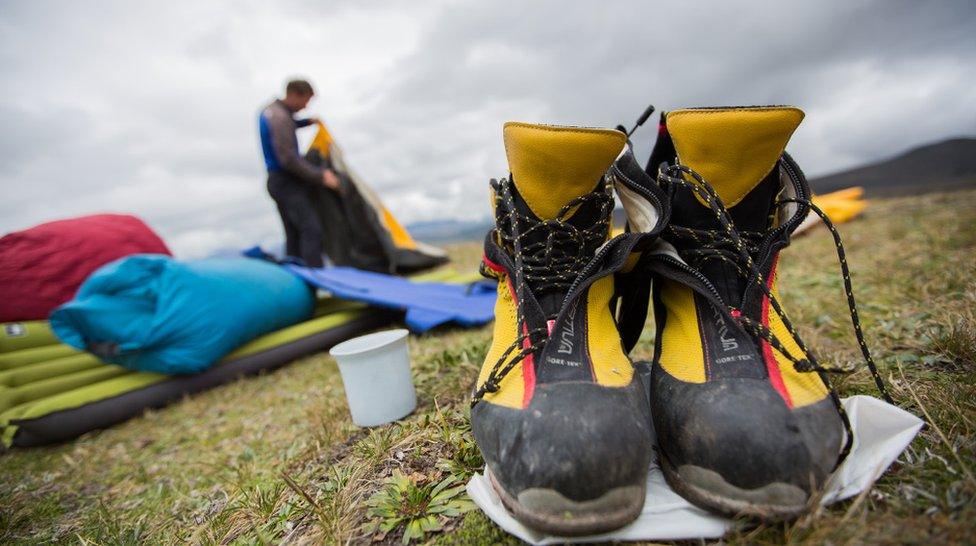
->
467, 395, 923, 544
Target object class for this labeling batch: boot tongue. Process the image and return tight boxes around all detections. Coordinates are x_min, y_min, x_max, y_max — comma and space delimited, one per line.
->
504, 122, 625, 220
666, 107, 803, 307
501, 122, 624, 317
666, 107, 803, 219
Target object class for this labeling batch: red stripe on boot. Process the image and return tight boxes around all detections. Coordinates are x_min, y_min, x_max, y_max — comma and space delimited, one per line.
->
761, 255, 794, 408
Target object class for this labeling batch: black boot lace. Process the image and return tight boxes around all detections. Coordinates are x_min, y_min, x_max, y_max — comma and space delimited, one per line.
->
471, 177, 614, 405
657, 161, 893, 466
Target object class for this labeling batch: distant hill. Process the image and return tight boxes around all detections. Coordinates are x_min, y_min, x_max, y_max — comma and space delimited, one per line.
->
406, 218, 492, 244
809, 137, 976, 195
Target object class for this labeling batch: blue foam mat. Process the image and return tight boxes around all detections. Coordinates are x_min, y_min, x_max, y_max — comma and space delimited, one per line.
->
286, 265, 496, 333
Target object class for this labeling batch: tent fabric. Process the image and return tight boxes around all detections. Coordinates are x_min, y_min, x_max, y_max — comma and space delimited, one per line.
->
304, 122, 449, 274
0, 214, 171, 323
50, 255, 314, 374
286, 265, 496, 333
795, 186, 869, 235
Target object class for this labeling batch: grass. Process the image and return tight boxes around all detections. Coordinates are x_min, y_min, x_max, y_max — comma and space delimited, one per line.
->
2, 188, 975, 544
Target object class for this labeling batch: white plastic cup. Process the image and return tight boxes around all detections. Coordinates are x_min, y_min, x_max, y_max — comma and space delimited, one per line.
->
329, 329, 416, 427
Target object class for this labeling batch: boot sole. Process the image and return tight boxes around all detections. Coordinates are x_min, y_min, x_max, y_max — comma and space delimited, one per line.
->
486, 467, 645, 536
659, 450, 811, 521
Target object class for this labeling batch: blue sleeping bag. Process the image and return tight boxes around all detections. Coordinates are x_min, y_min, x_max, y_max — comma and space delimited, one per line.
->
50, 255, 314, 374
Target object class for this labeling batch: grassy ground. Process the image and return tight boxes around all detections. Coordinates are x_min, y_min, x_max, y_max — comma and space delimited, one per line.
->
2, 189, 975, 545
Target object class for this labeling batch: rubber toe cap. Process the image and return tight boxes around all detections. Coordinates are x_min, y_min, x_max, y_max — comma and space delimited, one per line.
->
651, 370, 844, 497
472, 379, 652, 502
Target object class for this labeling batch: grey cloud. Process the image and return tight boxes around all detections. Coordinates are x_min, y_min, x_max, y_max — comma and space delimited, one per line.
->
1, 0, 974, 257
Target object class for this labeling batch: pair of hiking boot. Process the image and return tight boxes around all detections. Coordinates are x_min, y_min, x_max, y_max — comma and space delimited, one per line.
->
470, 106, 892, 536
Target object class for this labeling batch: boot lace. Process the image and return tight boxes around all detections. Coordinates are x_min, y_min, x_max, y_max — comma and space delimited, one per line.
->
657, 160, 893, 465
491, 178, 614, 294
471, 177, 614, 405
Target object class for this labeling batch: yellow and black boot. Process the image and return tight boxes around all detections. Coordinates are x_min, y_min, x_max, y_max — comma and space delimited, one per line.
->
471, 122, 668, 535
638, 106, 892, 520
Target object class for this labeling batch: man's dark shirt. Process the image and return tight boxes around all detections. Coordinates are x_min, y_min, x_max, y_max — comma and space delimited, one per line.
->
258, 99, 323, 184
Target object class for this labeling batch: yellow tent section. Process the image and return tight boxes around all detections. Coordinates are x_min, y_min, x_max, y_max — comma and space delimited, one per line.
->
310, 121, 334, 155
795, 186, 868, 235
380, 207, 419, 250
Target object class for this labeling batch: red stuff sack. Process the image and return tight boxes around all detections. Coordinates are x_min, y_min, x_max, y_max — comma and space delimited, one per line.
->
0, 214, 171, 322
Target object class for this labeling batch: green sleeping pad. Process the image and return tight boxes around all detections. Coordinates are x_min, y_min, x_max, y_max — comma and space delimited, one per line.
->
0, 269, 476, 447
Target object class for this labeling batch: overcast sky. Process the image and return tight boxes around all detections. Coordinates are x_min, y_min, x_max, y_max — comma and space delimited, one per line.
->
1, 1, 974, 257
